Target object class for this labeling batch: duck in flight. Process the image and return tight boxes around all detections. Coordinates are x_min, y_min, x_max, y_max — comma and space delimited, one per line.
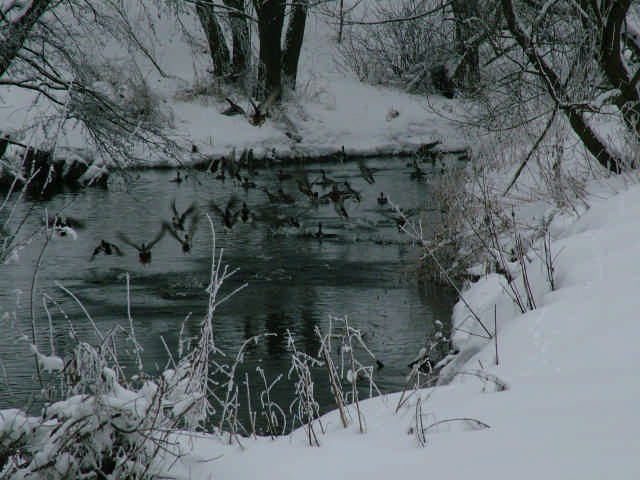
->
357, 159, 376, 184
170, 199, 198, 232
117, 226, 166, 264
90, 240, 123, 261
164, 216, 199, 253
321, 184, 349, 219
210, 195, 243, 229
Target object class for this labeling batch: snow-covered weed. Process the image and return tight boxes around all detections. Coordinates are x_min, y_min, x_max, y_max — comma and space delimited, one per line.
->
286, 330, 323, 446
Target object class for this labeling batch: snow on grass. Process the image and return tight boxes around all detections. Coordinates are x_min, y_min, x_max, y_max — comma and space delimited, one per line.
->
153, 175, 640, 479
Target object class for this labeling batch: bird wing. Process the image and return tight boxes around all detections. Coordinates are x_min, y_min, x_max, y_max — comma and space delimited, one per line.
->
112, 242, 124, 256
163, 221, 182, 242
147, 225, 167, 249
187, 214, 200, 238
180, 202, 197, 222
209, 200, 225, 218
117, 232, 141, 251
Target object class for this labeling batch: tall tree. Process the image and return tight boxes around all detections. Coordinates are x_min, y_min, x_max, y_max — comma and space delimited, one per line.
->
499, 0, 639, 173
195, 1, 231, 76
253, 0, 285, 96
450, 0, 480, 88
0, 0, 52, 77
282, 0, 308, 91
223, 0, 251, 77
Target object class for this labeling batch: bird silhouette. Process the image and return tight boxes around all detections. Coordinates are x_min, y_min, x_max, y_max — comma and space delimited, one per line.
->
45, 215, 85, 237
321, 184, 349, 219
170, 171, 184, 183
90, 240, 123, 261
377, 192, 388, 205
314, 170, 336, 188
170, 199, 198, 231
293, 170, 315, 199
410, 160, 426, 180
164, 215, 199, 253
342, 181, 361, 202
210, 195, 242, 229
117, 226, 166, 264
357, 159, 376, 184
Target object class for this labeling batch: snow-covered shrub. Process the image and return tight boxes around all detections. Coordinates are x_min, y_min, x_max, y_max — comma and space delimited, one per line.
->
336, 1, 454, 93
0, 362, 200, 479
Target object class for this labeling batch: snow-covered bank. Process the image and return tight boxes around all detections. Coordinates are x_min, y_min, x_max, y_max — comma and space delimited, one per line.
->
160, 175, 640, 479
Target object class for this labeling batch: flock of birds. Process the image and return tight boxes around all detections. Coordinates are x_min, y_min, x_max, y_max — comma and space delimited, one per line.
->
46, 148, 432, 265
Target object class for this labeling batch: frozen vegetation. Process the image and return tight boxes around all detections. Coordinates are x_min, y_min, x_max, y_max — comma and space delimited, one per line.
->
2, 1, 640, 479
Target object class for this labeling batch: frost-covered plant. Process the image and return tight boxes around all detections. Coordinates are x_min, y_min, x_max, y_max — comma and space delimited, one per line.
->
286, 329, 323, 447
0, 218, 248, 479
316, 315, 382, 434
256, 367, 286, 439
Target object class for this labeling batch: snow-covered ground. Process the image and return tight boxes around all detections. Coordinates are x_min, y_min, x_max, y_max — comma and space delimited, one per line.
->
163, 176, 640, 479
0, 7, 461, 167
2, 4, 640, 478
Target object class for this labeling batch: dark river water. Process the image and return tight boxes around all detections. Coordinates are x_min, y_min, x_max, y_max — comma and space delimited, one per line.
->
0, 156, 456, 431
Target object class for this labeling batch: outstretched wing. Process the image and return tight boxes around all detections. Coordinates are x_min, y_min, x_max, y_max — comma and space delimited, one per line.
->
147, 225, 167, 249
209, 200, 224, 218
180, 202, 197, 223
117, 231, 141, 251
187, 214, 200, 239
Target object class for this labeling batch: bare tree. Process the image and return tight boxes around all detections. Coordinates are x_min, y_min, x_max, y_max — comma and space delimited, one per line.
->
0, 0, 51, 77
223, 0, 251, 77
282, 0, 308, 91
196, 0, 231, 76
499, 0, 638, 173
0, 1, 178, 167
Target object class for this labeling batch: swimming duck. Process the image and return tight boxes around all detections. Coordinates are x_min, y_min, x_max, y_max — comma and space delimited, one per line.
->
90, 240, 123, 261
117, 226, 166, 264
170, 171, 184, 183
170, 199, 198, 231
410, 160, 426, 180
312, 222, 338, 240
377, 192, 388, 205
240, 202, 253, 223
240, 176, 257, 190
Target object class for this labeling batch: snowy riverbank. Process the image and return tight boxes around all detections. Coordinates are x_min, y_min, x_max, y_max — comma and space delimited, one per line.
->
161, 174, 640, 479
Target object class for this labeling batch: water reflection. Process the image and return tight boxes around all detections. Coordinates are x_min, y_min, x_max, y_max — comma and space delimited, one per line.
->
0, 156, 457, 420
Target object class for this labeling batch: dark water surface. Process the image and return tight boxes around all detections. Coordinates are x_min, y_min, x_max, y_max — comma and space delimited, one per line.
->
0, 156, 456, 426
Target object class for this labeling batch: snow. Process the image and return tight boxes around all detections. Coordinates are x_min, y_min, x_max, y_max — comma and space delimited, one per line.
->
155, 177, 640, 479
3, 3, 640, 479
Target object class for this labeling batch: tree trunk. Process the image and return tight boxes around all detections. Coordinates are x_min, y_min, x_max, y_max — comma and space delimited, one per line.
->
500, 0, 623, 173
599, 0, 640, 136
451, 0, 480, 88
196, 2, 230, 76
254, 0, 285, 98
223, 0, 250, 77
282, 0, 308, 91
0, 0, 52, 77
